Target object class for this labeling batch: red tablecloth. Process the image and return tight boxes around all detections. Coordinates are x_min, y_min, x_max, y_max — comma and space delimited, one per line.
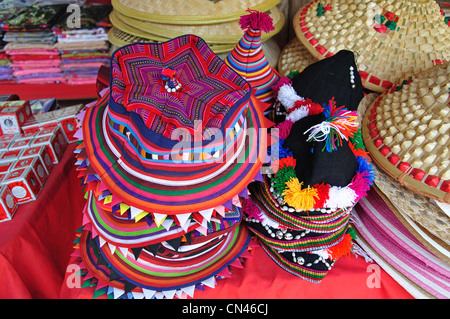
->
60, 246, 412, 299
0, 143, 84, 299
0, 142, 413, 299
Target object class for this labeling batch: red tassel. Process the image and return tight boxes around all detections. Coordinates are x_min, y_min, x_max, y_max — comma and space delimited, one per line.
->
328, 233, 353, 260
239, 8, 275, 33
312, 183, 330, 209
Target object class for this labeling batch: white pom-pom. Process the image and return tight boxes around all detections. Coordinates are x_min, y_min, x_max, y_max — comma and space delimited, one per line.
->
277, 84, 304, 110
286, 105, 309, 123
324, 186, 357, 209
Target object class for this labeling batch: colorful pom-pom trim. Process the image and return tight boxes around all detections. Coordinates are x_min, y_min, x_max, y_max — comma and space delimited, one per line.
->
269, 89, 375, 212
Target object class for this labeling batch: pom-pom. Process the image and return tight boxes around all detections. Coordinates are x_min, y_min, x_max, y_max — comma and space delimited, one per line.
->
286, 105, 309, 122
349, 171, 372, 201
325, 186, 357, 209
355, 156, 375, 184
282, 177, 318, 211
277, 83, 303, 110
273, 119, 293, 140
312, 183, 330, 209
272, 166, 297, 194
327, 233, 353, 260
243, 198, 263, 222
239, 9, 275, 33
272, 77, 292, 98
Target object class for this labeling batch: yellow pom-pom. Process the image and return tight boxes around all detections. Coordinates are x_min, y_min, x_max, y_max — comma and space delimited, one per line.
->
282, 177, 318, 211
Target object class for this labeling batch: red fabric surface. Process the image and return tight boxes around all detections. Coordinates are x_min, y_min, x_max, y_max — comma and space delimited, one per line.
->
0, 83, 97, 100
60, 241, 413, 299
0, 142, 413, 299
0, 143, 84, 299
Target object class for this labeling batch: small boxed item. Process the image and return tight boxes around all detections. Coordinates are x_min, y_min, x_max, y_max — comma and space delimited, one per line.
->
30, 126, 67, 164
8, 138, 33, 151
21, 145, 54, 174
0, 161, 15, 174
0, 149, 22, 162
0, 100, 32, 134
29, 98, 59, 115
0, 185, 19, 222
12, 156, 48, 186
4, 167, 41, 203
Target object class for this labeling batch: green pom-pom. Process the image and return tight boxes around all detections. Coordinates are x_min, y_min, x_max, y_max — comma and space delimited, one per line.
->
272, 166, 297, 194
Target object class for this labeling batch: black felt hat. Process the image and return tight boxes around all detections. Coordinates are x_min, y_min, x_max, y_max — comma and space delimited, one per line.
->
291, 50, 364, 111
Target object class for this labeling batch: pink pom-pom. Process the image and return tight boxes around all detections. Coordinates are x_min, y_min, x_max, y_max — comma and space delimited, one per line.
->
274, 119, 294, 140
242, 198, 263, 222
271, 76, 292, 98
239, 8, 275, 33
349, 171, 371, 201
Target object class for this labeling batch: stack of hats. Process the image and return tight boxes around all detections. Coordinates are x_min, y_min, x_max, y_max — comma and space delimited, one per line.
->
292, 0, 450, 92
71, 35, 272, 299
242, 50, 375, 283
107, 0, 284, 58
352, 61, 450, 298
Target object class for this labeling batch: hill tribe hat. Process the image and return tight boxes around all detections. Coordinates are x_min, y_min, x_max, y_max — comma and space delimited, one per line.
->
111, 0, 280, 25
109, 6, 285, 47
243, 50, 375, 282
293, 0, 450, 93
362, 61, 450, 204
71, 34, 273, 298
277, 37, 317, 77
352, 184, 450, 299
224, 9, 281, 102
108, 0, 284, 58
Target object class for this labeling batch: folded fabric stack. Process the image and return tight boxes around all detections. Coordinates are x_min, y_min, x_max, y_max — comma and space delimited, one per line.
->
107, 0, 284, 60
292, 0, 450, 93
52, 4, 112, 85
0, 5, 64, 84
0, 50, 14, 83
354, 61, 450, 298
71, 35, 272, 299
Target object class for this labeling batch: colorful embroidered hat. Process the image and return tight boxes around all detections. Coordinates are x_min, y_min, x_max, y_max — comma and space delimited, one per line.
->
293, 0, 450, 93
362, 61, 450, 204
243, 51, 375, 282
224, 9, 281, 102
72, 35, 272, 298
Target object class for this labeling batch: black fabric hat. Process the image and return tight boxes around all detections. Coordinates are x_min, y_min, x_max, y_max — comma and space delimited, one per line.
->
291, 50, 364, 111
283, 113, 358, 188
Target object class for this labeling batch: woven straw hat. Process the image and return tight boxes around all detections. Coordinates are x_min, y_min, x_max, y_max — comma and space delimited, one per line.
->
293, 0, 450, 93
111, 0, 280, 25
371, 166, 450, 264
109, 6, 285, 46
277, 37, 317, 77
362, 61, 450, 204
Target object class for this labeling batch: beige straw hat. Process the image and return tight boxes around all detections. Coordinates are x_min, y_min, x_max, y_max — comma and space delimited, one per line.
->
293, 0, 450, 93
372, 166, 450, 264
362, 61, 450, 204
109, 6, 285, 46
111, 0, 280, 25
277, 37, 317, 77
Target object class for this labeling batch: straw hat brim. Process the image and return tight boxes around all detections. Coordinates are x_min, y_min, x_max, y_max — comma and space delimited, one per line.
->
112, 0, 281, 25
292, 0, 450, 93
277, 37, 317, 77
110, 7, 285, 45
